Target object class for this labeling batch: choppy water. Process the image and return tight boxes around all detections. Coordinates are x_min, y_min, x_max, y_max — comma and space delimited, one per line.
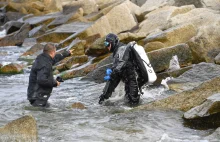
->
0, 41, 215, 142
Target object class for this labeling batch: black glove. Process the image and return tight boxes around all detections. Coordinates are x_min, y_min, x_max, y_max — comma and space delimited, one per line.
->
56, 76, 64, 82
62, 51, 71, 57
99, 95, 105, 104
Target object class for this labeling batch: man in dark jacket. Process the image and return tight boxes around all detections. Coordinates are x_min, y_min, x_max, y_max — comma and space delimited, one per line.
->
99, 33, 143, 105
27, 43, 71, 107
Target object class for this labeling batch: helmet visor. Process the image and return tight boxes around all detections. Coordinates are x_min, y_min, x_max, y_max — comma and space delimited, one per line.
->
104, 41, 110, 47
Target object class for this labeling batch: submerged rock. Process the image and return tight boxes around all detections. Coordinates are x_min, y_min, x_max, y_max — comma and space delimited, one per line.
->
0, 115, 37, 142
71, 102, 86, 109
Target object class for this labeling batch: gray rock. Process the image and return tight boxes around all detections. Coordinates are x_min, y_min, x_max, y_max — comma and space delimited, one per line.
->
29, 25, 47, 37
5, 11, 25, 21
0, 23, 30, 46
148, 43, 192, 73
130, 0, 147, 6
2, 21, 24, 34
138, 76, 220, 112
83, 55, 113, 83
0, 12, 7, 26
214, 53, 220, 64
184, 93, 220, 119
167, 63, 220, 92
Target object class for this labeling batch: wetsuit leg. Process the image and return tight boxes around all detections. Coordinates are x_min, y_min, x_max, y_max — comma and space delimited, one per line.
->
123, 68, 140, 104
102, 74, 121, 99
99, 71, 121, 104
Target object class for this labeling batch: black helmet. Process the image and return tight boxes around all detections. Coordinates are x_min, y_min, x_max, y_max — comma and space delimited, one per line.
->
104, 33, 119, 52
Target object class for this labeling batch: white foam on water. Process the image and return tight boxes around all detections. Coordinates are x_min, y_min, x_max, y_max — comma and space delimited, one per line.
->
141, 86, 167, 100
0, 29, 6, 38
108, 81, 125, 102
1, 61, 11, 66
157, 133, 208, 142
161, 77, 173, 89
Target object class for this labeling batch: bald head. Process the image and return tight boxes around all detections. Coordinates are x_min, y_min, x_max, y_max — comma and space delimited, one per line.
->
43, 43, 56, 58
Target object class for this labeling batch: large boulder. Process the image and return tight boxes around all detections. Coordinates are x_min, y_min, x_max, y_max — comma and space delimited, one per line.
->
47, 6, 84, 29
183, 93, 220, 128
167, 63, 220, 92
140, 0, 220, 15
37, 22, 92, 44
43, 0, 63, 13
85, 0, 124, 22
85, 37, 109, 56
0, 115, 37, 142
130, 0, 147, 6
61, 0, 98, 16
147, 43, 192, 73
80, 0, 139, 37
118, 32, 146, 45
19, 43, 44, 63
55, 55, 88, 72
184, 93, 220, 119
187, 23, 220, 63
2, 21, 24, 34
169, 8, 220, 28
155, 66, 192, 86
138, 76, 220, 112
29, 25, 47, 37
144, 24, 198, 49
24, 12, 59, 27
168, 8, 220, 63
0, 63, 24, 74
6, 0, 62, 15
5, 12, 25, 21
202, 0, 220, 11
83, 55, 113, 83
0, 23, 30, 46
138, 5, 195, 35
60, 63, 96, 80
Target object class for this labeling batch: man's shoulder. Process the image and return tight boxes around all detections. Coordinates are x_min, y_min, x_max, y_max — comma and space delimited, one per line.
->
34, 53, 51, 68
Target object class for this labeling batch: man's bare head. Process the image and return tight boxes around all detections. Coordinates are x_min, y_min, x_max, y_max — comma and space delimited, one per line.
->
43, 43, 56, 58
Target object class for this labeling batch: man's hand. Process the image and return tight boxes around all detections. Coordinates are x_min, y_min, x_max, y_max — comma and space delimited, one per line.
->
56, 81, 61, 86
69, 49, 74, 56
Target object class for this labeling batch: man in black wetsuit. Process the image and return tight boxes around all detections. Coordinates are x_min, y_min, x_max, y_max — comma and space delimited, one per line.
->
99, 33, 145, 105
27, 43, 71, 107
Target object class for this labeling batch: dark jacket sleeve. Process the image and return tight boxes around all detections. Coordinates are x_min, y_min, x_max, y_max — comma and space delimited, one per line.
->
53, 51, 71, 65
37, 66, 57, 87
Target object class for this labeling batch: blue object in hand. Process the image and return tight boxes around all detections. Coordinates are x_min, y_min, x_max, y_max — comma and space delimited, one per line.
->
104, 75, 111, 81
106, 68, 112, 76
